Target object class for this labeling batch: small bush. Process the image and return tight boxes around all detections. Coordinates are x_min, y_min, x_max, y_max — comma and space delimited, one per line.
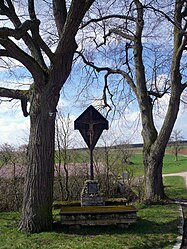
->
0, 177, 24, 211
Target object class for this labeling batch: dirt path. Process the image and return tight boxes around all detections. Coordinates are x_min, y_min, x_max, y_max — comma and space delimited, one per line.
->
163, 151, 187, 248
163, 170, 187, 248
164, 148, 187, 249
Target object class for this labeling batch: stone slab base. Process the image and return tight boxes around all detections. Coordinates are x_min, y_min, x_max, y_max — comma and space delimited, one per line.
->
60, 205, 137, 228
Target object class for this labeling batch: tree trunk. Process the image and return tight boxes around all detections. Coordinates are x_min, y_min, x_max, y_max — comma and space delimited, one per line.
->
142, 87, 182, 202
143, 147, 165, 202
19, 92, 56, 232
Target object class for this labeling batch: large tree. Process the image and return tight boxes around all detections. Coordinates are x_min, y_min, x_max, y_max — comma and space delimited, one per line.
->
77, 0, 187, 202
0, 0, 94, 232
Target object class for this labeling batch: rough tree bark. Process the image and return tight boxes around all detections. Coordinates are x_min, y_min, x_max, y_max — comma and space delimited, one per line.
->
133, 0, 165, 201
19, 86, 58, 232
0, 0, 94, 232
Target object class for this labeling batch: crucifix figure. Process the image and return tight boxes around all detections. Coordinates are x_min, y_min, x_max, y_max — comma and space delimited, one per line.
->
74, 105, 109, 180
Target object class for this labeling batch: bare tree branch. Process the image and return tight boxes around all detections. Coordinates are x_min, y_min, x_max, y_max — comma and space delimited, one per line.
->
28, 0, 37, 20
0, 1, 48, 70
102, 72, 114, 112
53, 0, 67, 36
76, 51, 136, 91
0, 38, 46, 83
6, 0, 15, 13
35, 36, 55, 63
0, 49, 9, 56
0, 20, 40, 40
28, 0, 55, 63
0, 1, 10, 15
144, 5, 179, 29
182, 81, 187, 89
81, 14, 135, 29
0, 87, 29, 100
170, 0, 186, 90
110, 28, 134, 41
49, 0, 95, 91
84, 0, 95, 12
148, 87, 171, 98
0, 86, 30, 117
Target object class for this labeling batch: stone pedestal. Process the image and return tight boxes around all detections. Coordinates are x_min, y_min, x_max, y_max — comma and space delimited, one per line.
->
81, 180, 105, 206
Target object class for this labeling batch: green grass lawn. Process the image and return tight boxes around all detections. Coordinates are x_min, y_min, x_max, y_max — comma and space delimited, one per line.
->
162, 154, 187, 174
0, 203, 181, 249
164, 176, 187, 199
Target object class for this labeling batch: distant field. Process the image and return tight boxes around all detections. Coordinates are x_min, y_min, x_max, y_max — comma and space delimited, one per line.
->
1, 146, 185, 179
62, 146, 187, 177
179, 147, 187, 155
112, 153, 187, 177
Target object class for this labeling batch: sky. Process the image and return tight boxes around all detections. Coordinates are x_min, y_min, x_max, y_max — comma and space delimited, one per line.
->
0, 85, 187, 149
0, 57, 187, 149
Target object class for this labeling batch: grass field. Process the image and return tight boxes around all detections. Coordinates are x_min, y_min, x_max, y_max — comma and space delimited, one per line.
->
164, 176, 187, 199
0, 148, 186, 248
162, 154, 187, 174
0, 203, 181, 249
113, 152, 187, 177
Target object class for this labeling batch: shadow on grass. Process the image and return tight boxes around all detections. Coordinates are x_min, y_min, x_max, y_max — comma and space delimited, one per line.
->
52, 218, 178, 249
53, 217, 179, 236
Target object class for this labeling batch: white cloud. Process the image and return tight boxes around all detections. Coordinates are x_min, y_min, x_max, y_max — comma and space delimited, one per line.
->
0, 101, 29, 147
173, 107, 187, 139
0, 91, 187, 149
0, 114, 29, 146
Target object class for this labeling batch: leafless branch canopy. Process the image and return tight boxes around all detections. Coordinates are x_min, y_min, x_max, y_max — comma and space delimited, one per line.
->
77, 0, 187, 112
0, 0, 95, 116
